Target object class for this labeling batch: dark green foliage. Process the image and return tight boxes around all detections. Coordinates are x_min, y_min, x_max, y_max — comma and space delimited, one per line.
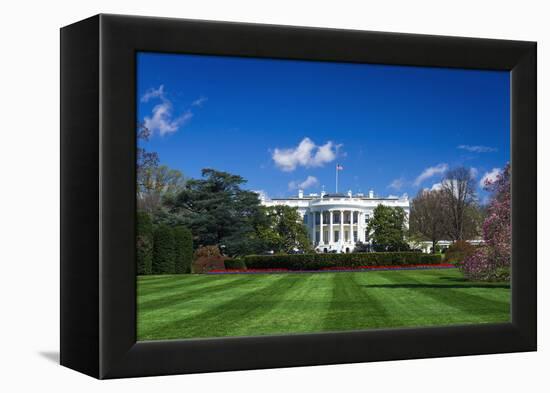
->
367, 205, 409, 251
243, 252, 442, 270
493, 266, 511, 282
152, 225, 175, 274
137, 211, 154, 275
224, 258, 247, 270
259, 205, 313, 254
173, 226, 193, 274
353, 241, 370, 253
166, 169, 272, 256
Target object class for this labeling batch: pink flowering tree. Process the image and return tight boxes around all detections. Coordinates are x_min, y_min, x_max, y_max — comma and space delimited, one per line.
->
462, 164, 511, 281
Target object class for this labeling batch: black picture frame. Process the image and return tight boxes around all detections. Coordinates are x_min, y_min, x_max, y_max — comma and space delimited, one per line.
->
60, 14, 536, 379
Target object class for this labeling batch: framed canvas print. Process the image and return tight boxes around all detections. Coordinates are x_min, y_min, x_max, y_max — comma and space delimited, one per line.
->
60, 14, 536, 379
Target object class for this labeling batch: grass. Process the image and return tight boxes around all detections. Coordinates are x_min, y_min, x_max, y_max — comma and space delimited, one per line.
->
137, 268, 510, 341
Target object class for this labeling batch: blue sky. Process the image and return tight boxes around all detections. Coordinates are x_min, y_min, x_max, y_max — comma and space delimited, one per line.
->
137, 52, 510, 201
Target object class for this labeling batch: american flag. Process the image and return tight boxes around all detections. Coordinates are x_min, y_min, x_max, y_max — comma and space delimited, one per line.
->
336, 164, 344, 171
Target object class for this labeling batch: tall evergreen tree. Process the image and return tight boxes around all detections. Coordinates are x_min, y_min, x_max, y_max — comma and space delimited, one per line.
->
173, 226, 193, 274
166, 168, 273, 256
152, 225, 175, 274
136, 211, 153, 275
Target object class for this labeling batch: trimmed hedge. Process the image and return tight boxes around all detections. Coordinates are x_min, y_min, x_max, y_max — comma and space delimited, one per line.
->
243, 252, 442, 270
152, 225, 176, 274
173, 226, 193, 274
224, 258, 246, 270
136, 211, 153, 275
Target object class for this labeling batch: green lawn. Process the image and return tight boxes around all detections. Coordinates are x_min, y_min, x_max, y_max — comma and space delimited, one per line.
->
137, 268, 510, 341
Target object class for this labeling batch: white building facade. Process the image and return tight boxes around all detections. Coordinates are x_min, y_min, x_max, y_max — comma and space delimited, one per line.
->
261, 189, 410, 253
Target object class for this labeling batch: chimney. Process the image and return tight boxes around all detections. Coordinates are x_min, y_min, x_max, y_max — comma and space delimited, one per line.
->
320, 190, 326, 198
369, 190, 374, 199
298, 189, 304, 199
347, 190, 352, 198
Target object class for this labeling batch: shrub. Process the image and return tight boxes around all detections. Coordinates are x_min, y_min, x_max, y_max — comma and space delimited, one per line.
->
194, 245, 222, 259
152, 225, 175, 274
443, 240, 476, 265
136, 211, 153, 275
173, 226, 193, 274
224, 258, 247, 270
192, 245, 226, 273
243, 252, 441, 270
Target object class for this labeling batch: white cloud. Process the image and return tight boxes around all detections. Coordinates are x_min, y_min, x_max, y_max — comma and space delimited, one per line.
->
413, 163, 448, 186
272, 137, 341, 172
141, 85, 165, 103
480, 168, 501, 188
141, 85, 196, 136
144, 103, 193, 136
430, 182, 443, 191
288, 176, 319, 191
388, 178, 405, 191
458, 144, 497, 153
470, 167, 479, 178
192, 96, 208, 107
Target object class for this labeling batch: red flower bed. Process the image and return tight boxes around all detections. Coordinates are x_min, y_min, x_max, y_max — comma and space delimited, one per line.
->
208, 263, 455, 274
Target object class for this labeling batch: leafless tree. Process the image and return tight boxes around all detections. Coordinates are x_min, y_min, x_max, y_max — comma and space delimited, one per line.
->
440, 167, 477, 241
409, 189, 447, 253
137, 123, 185, 213
138, 165, 186, 213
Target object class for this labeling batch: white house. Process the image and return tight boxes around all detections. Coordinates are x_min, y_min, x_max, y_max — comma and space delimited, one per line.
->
260, 189, 410, 253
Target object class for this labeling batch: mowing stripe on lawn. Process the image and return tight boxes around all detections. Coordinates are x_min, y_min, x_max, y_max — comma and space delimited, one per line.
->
137, 275, 270, 330
138, 274, 293, 340
137, 274, 236, 297
366, 270, 510, 323
137, 269, 511, 340
323, 272, 390, 331
138, 275, 250, 307
232, 273, 335, 336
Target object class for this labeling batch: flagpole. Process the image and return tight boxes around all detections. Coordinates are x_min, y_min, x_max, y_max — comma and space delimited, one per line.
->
335, 164, 338, 193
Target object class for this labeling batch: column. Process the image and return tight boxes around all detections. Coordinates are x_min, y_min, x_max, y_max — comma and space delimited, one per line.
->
310, 212, 316, 245
350, 210, 355, 244
339, 210, 344, 246
319, 210, 324, 244
358, 212, 365, 242
329, 210, 334, 244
